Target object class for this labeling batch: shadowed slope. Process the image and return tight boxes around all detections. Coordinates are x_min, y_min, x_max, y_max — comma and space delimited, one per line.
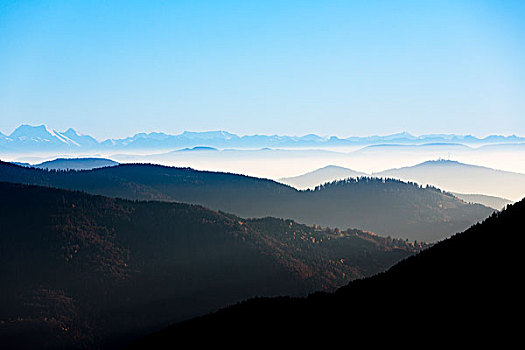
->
0, 161, 492, 241
0, 182, 421, 349
129, 196, 523, 347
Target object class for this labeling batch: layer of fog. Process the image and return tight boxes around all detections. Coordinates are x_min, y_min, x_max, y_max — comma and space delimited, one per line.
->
3, 144, 525, 200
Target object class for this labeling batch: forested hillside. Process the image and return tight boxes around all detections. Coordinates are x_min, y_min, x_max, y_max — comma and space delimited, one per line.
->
128, 195, 524, 347
0, 161, 492, 241
0, 182, 422, 349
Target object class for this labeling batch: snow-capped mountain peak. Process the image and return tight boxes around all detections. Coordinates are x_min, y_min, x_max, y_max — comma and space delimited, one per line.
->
7, 124, 80, 148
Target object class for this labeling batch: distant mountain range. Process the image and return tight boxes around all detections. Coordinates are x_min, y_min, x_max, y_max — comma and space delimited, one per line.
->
0, 182, 423, 349
0, 161, 492, 241
282, 159, 525, 205
1, 124, 524, 152
128, 193, 524, 347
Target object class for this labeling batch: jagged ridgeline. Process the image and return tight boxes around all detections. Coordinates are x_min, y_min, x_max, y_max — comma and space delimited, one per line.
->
0, 161, 492, 241
0, 182, 421, 349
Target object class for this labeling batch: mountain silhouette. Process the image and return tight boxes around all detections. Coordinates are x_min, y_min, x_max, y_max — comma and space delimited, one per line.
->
451, 192, 512, 210
29, 157, 118, 170
277, 160, 521, 208
128, 195, 524, 347
0, 161, 492, 241
279, 165, 367, 189
0, 182, 423, 349
375, 159, 525, 201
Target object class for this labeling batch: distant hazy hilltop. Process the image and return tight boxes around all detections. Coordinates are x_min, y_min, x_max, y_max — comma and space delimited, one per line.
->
281, 159, 524, 205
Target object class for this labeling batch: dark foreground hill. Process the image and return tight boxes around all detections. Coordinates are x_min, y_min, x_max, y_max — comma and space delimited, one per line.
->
128, 197, 525, 349
129, 196, 524, 348
0, 161, 492, 241
0, 182, 422, 349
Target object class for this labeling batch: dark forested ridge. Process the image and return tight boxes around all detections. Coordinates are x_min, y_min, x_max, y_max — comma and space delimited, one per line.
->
129, 196, 524, 347
0, 161, 492, 241
279, 165, 367, 189
0, 182, 422, 349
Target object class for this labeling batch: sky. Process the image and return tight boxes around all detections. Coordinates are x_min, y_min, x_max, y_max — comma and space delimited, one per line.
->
1, 0, 524, 139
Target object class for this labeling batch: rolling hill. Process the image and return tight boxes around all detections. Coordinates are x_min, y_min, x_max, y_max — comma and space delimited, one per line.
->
32, 157, 118, 170
0, 161, 492, 241
451, 192, 513, 210
278, 165, 366, 189
375, 159, 525, 201
280, 160, 522, 208
128, 193, 524, 347
0, 182, 423, 349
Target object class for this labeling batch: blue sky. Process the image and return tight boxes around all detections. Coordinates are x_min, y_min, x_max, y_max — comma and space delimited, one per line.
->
1, 0, 524, 139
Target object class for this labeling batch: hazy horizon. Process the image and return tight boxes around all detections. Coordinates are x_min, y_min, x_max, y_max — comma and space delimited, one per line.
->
1, 2, 524, 346
3, 122, 525, 183
3, 123, 525, 141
